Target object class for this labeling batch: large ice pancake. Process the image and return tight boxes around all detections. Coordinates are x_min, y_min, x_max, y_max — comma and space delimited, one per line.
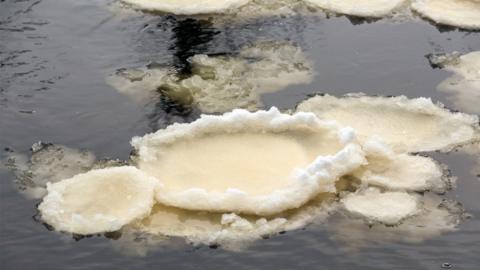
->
132, 108, 366, 215
411, 0, 480, 30
121, 0, 250, 15
297, 94, 479, 153
303, 0, 407, 17
38, 167, 158, 235
434, 51, 480, 114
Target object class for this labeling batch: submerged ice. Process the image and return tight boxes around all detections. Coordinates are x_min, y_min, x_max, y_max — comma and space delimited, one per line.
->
107, 41, 313, 113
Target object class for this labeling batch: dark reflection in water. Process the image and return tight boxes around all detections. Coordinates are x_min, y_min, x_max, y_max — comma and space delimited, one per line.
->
170, 18, 219, 75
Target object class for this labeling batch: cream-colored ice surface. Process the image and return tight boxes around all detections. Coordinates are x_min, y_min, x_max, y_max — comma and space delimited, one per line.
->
297, 94, 479, 153
4, 143, 96, 199
132, 108, 366, 215
342, 188, 419, 225
434, 51, 480, 114
304, 0, 407, 17
106, 41, 313, 113
354, 138, 447, 191
411, 0, 480, 30
38, 167, 158, 235
332, 195, 465, 248
121, 0, 250, 14
116, 193, 337, 252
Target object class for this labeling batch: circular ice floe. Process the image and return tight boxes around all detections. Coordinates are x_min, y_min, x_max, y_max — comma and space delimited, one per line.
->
38, 167, 158, 235
121, 0, 250, 15
411, 0, 480, 30
132, 108, 366, 215
342, 188, 419, 225
434, 51, 480, 114
303, 0, 407, 18
297, 94, 479, 153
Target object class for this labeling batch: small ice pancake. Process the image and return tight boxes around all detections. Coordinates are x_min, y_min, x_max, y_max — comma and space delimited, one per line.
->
303, 0, 407, 17
132, 108, 366, 215
38, 167, 158, 235
122, 0, 250, 15
297, 94, 479, 153
436, 51, 480, 114
342, 188, 419, 225
411, 0, 480, 30
354, 139, 446, 191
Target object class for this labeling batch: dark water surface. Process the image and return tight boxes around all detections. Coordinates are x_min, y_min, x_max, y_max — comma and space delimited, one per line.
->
1, 0, 480, 269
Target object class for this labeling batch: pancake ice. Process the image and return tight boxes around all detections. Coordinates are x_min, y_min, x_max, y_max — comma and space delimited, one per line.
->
411, 0, 480, 30
353, 138, 448, 192
342, 188, 419, 225
303, 0, 408, 17
121, 0, 250, 15
132, 108, 366, 215
38, 167, 158, 235
431, 51, 480, 114
297, 94, 479, 153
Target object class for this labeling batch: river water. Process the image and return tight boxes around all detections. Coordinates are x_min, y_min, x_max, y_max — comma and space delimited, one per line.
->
1, 0, 479, 269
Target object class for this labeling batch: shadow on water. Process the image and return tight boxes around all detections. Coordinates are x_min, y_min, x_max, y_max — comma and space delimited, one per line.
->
145, 17, 219, 130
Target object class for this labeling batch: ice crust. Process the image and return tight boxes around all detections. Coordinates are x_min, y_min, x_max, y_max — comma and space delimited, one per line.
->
107, 41, 313, 113
411, 0, 480, 30
432, 51, 480, 114
297, 94, 479, 153
38, 167, 158, 235
121, 0, 250, 15
303, 0, 408, 17
132, 107, 366, 215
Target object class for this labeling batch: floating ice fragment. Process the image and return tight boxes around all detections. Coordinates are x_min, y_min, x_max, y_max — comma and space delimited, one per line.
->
38, 167, 158, 235
121, 0, 251, 15
5, 143, 96, 199
107, 41, 313, 113
303, 0, 408, 18
332, 194, 465, 248
411, 0, 480, 30
297, 94, 479, 153
432, 51, 480, 114
132, 108, 366, 215
342, 188, 419, 225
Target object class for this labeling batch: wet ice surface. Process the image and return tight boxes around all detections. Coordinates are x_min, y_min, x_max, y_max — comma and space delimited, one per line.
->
1, 0, 480, 269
